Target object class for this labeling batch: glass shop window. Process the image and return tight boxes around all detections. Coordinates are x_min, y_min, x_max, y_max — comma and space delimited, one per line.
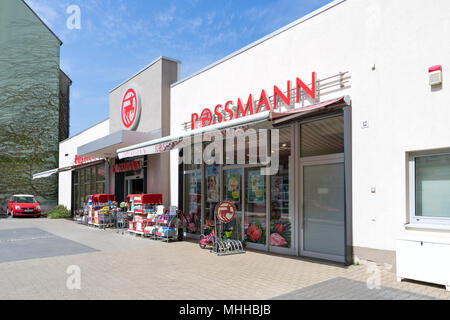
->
301, 115, 344, 158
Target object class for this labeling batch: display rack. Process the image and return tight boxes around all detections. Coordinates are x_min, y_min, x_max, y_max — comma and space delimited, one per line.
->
155, 206, 184, 242
115, 202, 128, 234
98, 202, 118, 229
126, 194, 136, 233
127, 194, 163, 236
73, 208, 83, 224
143, 205, 164, 238
87, 194, 114, 228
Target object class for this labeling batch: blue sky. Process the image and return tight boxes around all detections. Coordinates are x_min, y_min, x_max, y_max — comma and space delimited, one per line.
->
25, 0, 333, 137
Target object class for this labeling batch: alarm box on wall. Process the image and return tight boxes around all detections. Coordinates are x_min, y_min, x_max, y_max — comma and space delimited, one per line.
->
429, 65, 442, 86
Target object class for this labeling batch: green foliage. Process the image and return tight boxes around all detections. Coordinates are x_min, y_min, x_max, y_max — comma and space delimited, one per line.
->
0, 0, 61, 213
46, 205, 71, 219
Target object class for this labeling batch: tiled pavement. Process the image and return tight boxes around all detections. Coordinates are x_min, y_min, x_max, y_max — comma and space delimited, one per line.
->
272, 277, 436, 300
0, 216, 449, 300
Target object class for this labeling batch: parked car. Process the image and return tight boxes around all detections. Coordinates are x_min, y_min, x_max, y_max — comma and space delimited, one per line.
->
7, 195, 41, 218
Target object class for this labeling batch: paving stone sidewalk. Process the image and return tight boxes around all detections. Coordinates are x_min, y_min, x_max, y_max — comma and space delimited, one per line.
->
272, 277, 436, 300
0, 217, 449, 300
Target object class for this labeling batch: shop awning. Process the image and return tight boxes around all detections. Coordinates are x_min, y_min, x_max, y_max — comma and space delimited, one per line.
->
32, 159, 105, 180
117, 111, 271, 159
32, 168, 59, 180
271, 96, 350, 125
77, 129, 160, 159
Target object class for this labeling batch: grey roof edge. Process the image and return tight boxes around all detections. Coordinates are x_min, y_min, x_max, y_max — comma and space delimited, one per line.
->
171, 0, 346, 88
77, 129, 161, 157
59, 69, 72, 85
61, 118, 110, 144
21, 0, 63, 46
109, 56, 182, 93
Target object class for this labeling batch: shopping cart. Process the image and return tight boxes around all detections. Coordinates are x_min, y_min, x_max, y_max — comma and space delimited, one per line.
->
115, 209, 128, 234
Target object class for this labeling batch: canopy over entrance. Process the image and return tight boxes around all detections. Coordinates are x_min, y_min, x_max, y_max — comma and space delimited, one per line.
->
32, 159, 105, 180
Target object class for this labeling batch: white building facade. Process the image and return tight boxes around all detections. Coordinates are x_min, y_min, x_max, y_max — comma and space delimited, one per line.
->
151, 0, 450, 268
52, 0, 450, 288
58, 119, 110, 211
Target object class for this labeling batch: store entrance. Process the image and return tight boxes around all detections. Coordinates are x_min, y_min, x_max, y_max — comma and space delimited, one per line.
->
298, 114, 347, 263
125, 173, 144, 195
300, 156, 345, 262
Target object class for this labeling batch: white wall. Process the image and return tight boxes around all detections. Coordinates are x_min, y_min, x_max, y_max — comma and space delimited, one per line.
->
170, 0, 450, 252
109, 57, 179, 137
58, 119, 110, 210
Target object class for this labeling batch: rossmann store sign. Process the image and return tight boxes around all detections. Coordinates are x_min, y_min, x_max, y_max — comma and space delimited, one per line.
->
112, 159, 142, 173
190, 72, 317, 129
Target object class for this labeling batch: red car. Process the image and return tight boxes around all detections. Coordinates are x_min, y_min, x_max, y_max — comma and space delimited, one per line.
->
7, 194, 42, 218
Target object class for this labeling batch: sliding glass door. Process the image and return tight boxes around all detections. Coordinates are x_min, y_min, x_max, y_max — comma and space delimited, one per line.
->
300, 156, 345, 262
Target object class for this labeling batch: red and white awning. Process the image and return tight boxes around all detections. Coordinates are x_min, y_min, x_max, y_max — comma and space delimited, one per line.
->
32, 159, 105, 180
271, 96, 350, 125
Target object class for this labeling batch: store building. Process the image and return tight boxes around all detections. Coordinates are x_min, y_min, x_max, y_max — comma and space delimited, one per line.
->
40, 0, 450, 288
117, 0, 450, 274
48, 57, 180, 211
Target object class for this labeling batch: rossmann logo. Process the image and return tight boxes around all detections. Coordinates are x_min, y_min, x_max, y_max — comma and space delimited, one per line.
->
190, 72, 317, 130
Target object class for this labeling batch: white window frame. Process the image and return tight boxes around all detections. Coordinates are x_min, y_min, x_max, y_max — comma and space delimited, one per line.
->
409, 150, 450, 226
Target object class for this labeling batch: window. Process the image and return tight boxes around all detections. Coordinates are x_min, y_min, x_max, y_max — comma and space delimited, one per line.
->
245, 167, 267, 245
301, 115, 344, 158
205, 165, 220, 226
184, 171, 202, 234
184, 144, 202, 170
72, 163, 107, 212
270, 126, 293, 248
410, 152, 450, 225
13, 196, 37, 203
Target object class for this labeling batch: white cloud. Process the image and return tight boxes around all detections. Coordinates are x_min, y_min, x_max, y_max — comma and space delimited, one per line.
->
155, 5, 176, 24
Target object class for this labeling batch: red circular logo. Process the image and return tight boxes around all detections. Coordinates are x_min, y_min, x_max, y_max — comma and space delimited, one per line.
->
121, 88, 140, 130
215, 201, 236, 223
200, 108, 213, 127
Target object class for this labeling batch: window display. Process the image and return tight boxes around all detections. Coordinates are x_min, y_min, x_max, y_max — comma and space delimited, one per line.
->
270, 126, 293, 248
205, 165, 220, 229
245, 168, 266, 245
248, 170, 265, 203
185, 171, 202, 234
224, 168, 242, 240
225, 169, 241, 202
